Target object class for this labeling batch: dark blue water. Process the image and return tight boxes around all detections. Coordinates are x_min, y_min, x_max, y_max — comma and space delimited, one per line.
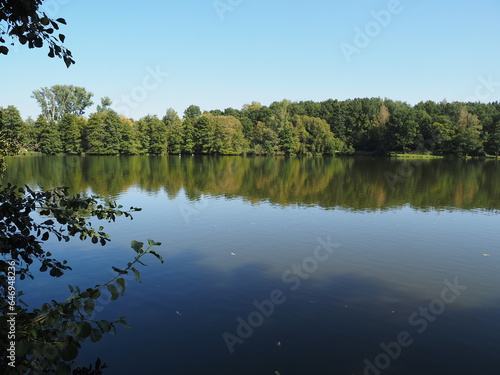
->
4, 156, 500, 374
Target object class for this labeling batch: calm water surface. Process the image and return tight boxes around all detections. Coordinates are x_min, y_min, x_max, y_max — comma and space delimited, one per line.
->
3, 155, 500, 375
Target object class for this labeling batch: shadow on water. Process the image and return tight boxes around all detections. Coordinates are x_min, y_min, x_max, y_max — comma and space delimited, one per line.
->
74, 247, 499, 375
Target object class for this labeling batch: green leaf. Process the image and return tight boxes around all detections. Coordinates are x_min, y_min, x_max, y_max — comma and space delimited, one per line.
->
131, 240, 144, 253
119, 317, 131, 329
90, 328, 103, 342
84, 299, 95, 314
41, 303, 51, 313
131, 267, 141, 282
150, 250, 164, 263
97, 320, 111, 333
45, 314, 55, 327
90, 289, 101, 300
61, 343, 78, 361
116, 278, 126, 296
75, 322, 92, 339
107, 284, 119, 300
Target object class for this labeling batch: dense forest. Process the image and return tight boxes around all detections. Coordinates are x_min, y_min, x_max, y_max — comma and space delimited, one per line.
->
2, 86, 500, 157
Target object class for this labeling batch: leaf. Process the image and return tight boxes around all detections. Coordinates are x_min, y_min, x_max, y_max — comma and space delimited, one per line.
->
56, 18, 67, 25
84, 299, 95, 314
0, 46, 8, 55
119, 317, 131, 329
90, 328, 102, 342
97, 320, 111, 333
150, 250, 164, 263
42, 231, 49, 241
50, 268, 63, 277
107, 284, 119, 300
90, 289, 101, 300
116, 278, 126, 296
61, 343, 78, 361
112, 266, 127, 275
75, 322, 92, 339
131, 267, 141, 282
131, 240, 144, 253
148, 239, 162, 247
59, 34, 66, 43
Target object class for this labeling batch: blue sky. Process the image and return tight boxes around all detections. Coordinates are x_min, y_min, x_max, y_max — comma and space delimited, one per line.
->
1, 0, 500, 120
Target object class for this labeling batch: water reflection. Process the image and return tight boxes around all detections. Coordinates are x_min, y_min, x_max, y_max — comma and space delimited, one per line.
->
3, 155, 500, 211
4, 155, 499, 375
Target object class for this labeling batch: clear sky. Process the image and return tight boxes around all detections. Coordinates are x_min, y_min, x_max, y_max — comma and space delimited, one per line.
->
1, 0, 500, 120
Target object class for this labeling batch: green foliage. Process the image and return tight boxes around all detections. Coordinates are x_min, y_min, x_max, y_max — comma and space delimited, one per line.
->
32, 85, 94, 122
164, 109, 184, 154
193, 116, 217, 154
251, 121, 279, 155
59, 114, 84, 154
5, 95, 500, 157
182, 118, 196, 154
0, 182, 163, 374
183, 105, 201, 119
0, 184, 142, 282
0, 0, 74, 66
0, 238, 162, 374
485, 121, 500, 156
0, 105, 25, 148
118, 116, 140, 155
292, 115, 343, 155
451, 107, 484, 156
137, 115, 168, 154
96, 97, 112, 113
36, 116, 63, 155
212, 115, 248, 155
84, 111, 122, 155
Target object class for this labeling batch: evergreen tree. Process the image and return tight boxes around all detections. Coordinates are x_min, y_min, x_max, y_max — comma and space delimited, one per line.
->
119, 116, 141, 155
0, 105, 25, 147
193, 116, 217, 154
36, 116, 62, 154
59, 114, 84, 154
485, 121, 500, 156
182, 118, 196, 154
136, 115, 168, 154
163, 109, 184, 154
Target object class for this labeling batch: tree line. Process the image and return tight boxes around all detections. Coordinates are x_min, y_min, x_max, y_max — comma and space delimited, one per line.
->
2, 85, 500, 156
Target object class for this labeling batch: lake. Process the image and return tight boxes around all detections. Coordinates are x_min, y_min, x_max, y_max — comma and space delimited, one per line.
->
3, 155, 500, 375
